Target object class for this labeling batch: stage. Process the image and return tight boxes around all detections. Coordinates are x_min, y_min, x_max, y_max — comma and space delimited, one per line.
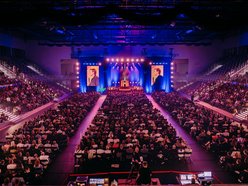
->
107, 86, 143, 92
78, 56, 173, 93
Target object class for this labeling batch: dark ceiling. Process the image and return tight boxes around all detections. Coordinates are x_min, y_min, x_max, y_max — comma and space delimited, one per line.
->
0, 0, 248, 45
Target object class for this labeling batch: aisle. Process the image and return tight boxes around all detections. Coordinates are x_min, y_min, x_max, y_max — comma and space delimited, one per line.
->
146, 95, 236, 184
41, 95, 107, 185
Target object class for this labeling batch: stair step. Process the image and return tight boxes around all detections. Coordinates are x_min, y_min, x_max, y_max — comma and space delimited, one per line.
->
0, 108, 18, 120
236, 110, 248, 120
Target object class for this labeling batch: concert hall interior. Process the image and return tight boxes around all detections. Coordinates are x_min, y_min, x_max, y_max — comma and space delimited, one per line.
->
0, 1, 248, 186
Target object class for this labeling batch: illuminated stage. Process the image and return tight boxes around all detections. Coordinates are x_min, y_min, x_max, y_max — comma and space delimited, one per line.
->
78, 56, 173, 93
108, 86, 143, 91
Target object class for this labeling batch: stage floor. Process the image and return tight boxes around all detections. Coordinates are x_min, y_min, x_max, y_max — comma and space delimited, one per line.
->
108, 86, 143, 91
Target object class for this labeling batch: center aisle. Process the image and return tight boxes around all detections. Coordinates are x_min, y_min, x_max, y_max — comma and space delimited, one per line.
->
146, 95, 235, 184
41, 95, 107, 185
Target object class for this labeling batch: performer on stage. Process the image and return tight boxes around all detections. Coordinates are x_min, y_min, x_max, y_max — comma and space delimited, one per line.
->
121, 67, 130, 81
120, 66, 130, 88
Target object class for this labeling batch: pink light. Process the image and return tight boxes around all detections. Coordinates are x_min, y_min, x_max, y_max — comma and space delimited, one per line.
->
141, 58, 144, 62
76, 62, 80, 66
149, 62, 152, 65
111, 58, 114, 62
126, 58, 130, 62
98, 63, 102, 66
116, 58, 119, 62
106, 58, 110, 62
136, 58, 139, 62
131, 58, 134, 62
76, 67, 79, 70
121, 58, 124, 62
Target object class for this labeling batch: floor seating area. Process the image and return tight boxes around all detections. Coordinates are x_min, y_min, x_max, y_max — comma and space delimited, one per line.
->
152, 91, 248, 183
0, 92, 100, 185
75, 90, 192, 173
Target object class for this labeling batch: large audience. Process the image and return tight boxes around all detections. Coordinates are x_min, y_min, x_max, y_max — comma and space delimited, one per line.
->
152, 91, 248, 183
75, 90, 191, 173
0, 78, 65, 115
0, 92, 100, 185
192, 81, 247, 114
0, 70, 18, 85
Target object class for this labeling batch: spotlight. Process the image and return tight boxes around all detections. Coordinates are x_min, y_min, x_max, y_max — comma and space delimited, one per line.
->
116, 58, 119, 62
98, 63, 102, 66
76, 62, 80, 66
141, 58, 144, 62
76, 80, 79, 83
76, 67, 79, 70
106, 58, 110, 62
126, 58, 130, 62
136, 58, 139, 62
76, 71, 79, 74
121, 58, 124, 62
171, 75, 174, 79
111, 58, 114, 62
149, 62, 152, 65
171, 61, 174, 65
131, 58, 134, 62
171, 67, 174, 70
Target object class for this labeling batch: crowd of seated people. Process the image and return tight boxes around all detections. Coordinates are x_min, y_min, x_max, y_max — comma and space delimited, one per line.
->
233, 76, 248, 84
152, 91, 248, 183
187, 77, 248, 114
0, 78, 65, 115
0, 70, 19, 85
0, 92, 100, 185
75, 90, 191, 173
0, 112, 8, 123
